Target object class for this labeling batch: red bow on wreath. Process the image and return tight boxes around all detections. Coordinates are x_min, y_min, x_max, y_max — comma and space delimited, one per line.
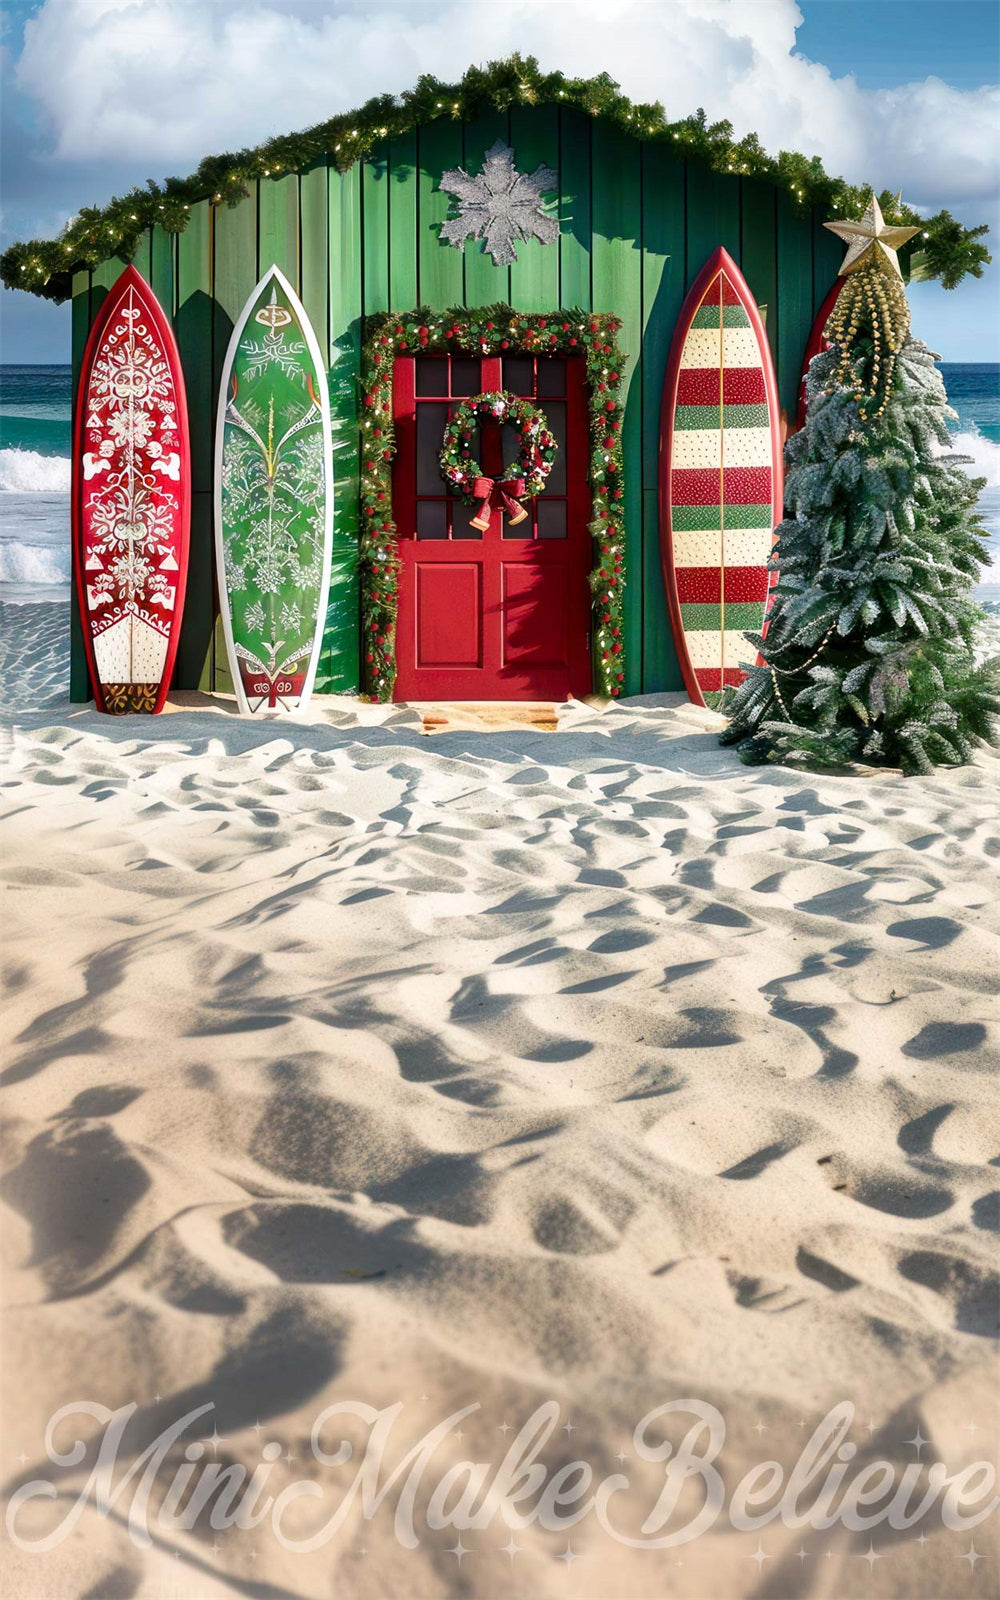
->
469, 476, 528, 532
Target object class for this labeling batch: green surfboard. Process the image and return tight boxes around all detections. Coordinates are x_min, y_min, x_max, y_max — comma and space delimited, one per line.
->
214, 265, 333, 714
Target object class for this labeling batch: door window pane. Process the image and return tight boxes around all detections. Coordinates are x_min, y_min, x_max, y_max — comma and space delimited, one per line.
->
451, 510, 483, 541
450, 357, 481, 396
537, 499, 568, 539
416, 403, 450, 495
502, 355, 533, 395
538, 401, 566, 494
416, 359, 448, 396
536, 358, 564, 397
416, 501, 448, 540
499, 422, 522, 474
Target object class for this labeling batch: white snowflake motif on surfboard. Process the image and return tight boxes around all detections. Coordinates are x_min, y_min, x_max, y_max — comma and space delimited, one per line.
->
75, 266, 190, 713
214, 268, 333, 716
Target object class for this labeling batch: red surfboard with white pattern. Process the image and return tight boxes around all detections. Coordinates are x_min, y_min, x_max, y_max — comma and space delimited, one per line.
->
73, 265, 190, 713
659, 247, 783, 707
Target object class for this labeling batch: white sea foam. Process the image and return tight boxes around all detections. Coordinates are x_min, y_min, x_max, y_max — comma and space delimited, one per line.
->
0, 447, 71, 493
0, 545, 70, 586
943, 427, 1000, 487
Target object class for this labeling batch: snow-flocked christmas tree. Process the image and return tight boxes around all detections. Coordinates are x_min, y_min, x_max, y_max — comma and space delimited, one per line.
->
721, 194, 999, 775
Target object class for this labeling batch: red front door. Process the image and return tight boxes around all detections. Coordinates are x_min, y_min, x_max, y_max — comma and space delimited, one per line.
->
393, 352, 592, 700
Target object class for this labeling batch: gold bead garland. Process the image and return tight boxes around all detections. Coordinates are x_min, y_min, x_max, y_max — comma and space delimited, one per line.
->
825, 254, 910, 419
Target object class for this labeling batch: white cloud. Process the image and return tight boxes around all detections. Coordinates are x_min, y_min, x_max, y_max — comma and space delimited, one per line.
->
13, 0, 1000, 219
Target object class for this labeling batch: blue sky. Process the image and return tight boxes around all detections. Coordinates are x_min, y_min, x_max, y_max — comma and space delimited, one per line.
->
1, 0, 997, 363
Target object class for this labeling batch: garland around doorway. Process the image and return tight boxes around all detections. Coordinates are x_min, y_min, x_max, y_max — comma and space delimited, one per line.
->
360, 305, 628, 701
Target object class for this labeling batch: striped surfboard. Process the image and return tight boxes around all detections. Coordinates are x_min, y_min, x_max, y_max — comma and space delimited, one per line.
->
659, 247, 783, 707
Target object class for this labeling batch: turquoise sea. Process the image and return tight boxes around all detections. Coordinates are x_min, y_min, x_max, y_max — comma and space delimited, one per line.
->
1, 362, 997, 602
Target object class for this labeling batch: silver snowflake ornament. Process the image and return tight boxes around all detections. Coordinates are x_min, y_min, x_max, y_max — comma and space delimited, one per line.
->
439, 141, 558, 267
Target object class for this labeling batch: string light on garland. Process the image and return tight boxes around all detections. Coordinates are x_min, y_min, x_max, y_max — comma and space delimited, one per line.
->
359, 305, 628, 702
1, 57, 988, 303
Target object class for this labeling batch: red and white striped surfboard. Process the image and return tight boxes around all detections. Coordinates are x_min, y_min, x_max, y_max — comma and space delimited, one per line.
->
73, 265, 190, 713
659, 247, 783, 706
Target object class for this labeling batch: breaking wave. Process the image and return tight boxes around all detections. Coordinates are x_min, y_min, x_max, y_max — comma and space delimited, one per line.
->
0, 541, 71, 586
0, 447, 71, 493
946, 428, 1000, 488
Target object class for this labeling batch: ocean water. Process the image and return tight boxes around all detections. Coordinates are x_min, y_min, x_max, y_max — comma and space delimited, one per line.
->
1, 362, 997, 604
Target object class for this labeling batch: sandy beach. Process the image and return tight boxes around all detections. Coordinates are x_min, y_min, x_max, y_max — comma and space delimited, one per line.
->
2, 598, 997, 1599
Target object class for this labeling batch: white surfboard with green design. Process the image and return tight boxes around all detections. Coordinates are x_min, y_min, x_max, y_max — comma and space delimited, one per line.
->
214, 265, 332, 715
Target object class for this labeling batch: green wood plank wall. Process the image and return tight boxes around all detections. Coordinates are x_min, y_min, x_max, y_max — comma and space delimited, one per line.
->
591, 122, 643, 696
388, 131, 418, 310
321, 163, 362, 693
558, 109, 592, 312
363, 150, 390, 316
462, 111, 511, 307
258, 172, 298, 282
174, 201, 214, 689
812, 202, 844, 314
509, 105, 560, 314
639, 145, 686, 689
150, 224, 175, 319
776, 191, 814, 422
71, 110, 837, 701
211, 188, 259, 694
417, 122, 464, 308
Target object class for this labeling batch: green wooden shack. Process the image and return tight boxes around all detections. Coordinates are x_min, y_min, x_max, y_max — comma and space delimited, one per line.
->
61, 66, 854, 706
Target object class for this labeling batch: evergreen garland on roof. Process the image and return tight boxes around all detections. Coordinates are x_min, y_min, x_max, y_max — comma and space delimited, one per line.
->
2, 55, 990, 303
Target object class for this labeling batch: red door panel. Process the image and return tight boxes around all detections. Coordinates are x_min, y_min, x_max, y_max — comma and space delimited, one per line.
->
393, 352, 591, 701
416, 563, 481, 667
502, 561, 568, 669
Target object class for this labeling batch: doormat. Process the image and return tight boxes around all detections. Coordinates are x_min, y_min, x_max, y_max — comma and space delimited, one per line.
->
415, 702, 560, 735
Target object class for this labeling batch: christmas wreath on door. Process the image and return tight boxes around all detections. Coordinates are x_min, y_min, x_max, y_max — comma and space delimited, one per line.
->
439, 391, 557, 530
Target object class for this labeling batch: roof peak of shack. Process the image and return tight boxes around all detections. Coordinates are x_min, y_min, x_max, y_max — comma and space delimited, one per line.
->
2, 54, 990, 303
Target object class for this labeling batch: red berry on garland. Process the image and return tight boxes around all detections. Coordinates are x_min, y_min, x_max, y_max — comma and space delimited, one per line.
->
605, 400, 615, 412
612, 628, 620, 637
383, 449, 391, 460
603, 437, 613, 449
611, 686, 620, 696
366, 653, 374, 662
562, 322, 570, 331
616, 673, 624, 682
486, 321, 494, 330
366, 460, 374, 470
610, 372, 618, 382
569, 337, 577, 346
501, 339, 509, 349
539, 320, 547, 329
601, 544, 610, 553
602, 613, 611, 622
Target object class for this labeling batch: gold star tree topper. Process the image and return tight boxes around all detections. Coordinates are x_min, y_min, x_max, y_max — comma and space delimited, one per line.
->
824, 192, 921, 279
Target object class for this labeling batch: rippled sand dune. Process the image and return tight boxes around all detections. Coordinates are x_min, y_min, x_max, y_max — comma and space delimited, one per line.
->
2, 601, 997, 1599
